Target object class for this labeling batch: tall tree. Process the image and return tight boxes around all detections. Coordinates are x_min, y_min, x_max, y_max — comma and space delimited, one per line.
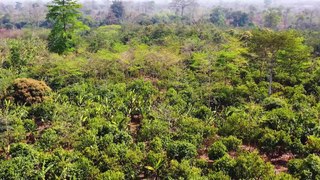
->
228, 11, 250, 27
283, 8, 291, 29
264, 8, 282, 29
170, 0, 196, 17
248, 29, 310, 96
46, 0, 89, 54
248, 5, 257, 23
15, 2, 23, 10
209, 7, 228, 26
110, 0, 125, 20
295, 9, 317, 30
30, 3, 41, 28
141, 1, 155, 14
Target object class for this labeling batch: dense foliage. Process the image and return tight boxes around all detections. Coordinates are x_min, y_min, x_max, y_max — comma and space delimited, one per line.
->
0, 0, 320, 179
47, 0, 89, 54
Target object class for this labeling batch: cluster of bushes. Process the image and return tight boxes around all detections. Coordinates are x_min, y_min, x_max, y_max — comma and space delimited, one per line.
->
0, 23, 319, 179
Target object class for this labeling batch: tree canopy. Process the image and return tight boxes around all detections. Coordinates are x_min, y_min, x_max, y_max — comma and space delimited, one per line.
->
47, 0, 89, 54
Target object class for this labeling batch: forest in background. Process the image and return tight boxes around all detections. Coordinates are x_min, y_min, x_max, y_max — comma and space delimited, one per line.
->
0, 0, 320, 179
1, 0, 320, 30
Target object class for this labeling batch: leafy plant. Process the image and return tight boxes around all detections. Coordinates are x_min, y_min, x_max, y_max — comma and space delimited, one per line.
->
167, 141, 197, 161
208, 141, 228, 160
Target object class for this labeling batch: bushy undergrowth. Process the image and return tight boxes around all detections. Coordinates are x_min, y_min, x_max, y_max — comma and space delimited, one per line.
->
0, 23, 319, 179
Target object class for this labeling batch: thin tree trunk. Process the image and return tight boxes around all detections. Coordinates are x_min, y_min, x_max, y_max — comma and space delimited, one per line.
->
181, 6, 185, 16
63, 0, 66, 31
268, 59, 274, 96
268, 68, 273, 96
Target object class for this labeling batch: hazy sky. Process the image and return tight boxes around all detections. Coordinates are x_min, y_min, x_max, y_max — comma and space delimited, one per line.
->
0, 0, 317, 2
1, 0, 320, 6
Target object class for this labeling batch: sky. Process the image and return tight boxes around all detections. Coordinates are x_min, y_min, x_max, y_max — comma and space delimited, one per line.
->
0, 0, 316, 2
1, 0, 319, 6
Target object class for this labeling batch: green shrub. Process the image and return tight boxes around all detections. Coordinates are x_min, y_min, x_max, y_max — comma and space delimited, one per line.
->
139, 119, 170, 141
87, 25, 121, 53
258, 129, 292, 156
288, 154, 320, 179
121, 148, 145, 177
211, 85, 239, 109
23, 119, 37, 132
98, 170, 125, 180
37, 128, 59, 151
28, 101, 55, 122
0, 69, 17, 98
43, 149, 98, 179
221, 136, 242, 151
149, 137, 163, 152
208, 171, 231, 180
165, 88, 187, 110
30, 58, 85, 90
0, 156, 38, 179
287, 159, 303, 176
262, 97, 287, 111
218, 109, 258, 143
76, 130, 98, 151
59, 82, 95, 105
113, 130, 132, 144
232, 152, 275, 179
262, 108, 295, 132
290, 139, 307, 156
10, 143, 37, 158
2, 38, 45, 73
145, 151, 166, 178
213, 154, 236, 174
167, 159, 203, 179
167, 141, 197, 161
208, 141, 227, 160
192, 105, 213, 120
72, 157, 100, 179
175, 117, 216, 146
126, 79, 157, 115
274, 173, 297, 180
306, 135, 320, 154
